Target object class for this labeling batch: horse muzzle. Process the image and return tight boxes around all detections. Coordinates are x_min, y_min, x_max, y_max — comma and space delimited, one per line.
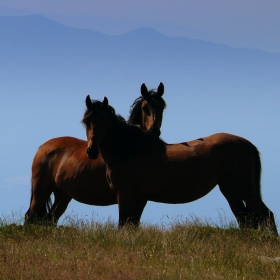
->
87, 146, 99, 159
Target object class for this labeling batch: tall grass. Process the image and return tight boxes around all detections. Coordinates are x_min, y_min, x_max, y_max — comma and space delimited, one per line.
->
1, 216, 280, 279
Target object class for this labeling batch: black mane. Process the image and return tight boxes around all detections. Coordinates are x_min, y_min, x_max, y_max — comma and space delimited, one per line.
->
82, 100, 126, 126
113, 111, 166, 155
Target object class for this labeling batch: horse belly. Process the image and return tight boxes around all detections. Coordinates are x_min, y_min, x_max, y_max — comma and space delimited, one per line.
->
55, 157, 117, 206
145, 158, 219, 204
59, 175, 116, 206
148, 176, 218, 204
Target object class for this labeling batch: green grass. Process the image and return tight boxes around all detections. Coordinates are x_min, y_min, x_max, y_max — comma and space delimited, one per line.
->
1, 217, 280, 279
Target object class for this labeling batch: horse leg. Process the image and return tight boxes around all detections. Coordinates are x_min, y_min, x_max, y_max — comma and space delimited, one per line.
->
219, 184, 252, 229
244, 197, 278, 235
221, 182, 277, 234
117, 192, 147, 227
49, 189, 72, 223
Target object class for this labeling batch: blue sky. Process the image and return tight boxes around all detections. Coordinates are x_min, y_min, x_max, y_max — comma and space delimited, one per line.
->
1, 1, 280, 228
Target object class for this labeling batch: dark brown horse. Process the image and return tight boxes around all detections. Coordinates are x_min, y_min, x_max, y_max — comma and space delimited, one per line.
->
25, 83, 166, 224
83, 97, 278, 235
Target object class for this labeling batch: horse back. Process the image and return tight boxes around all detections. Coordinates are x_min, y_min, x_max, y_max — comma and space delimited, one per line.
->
32, 137, 89, 182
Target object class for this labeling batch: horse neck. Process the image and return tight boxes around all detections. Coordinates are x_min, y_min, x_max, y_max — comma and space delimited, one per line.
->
99, 119, 165, 168
98, 119, 129, 168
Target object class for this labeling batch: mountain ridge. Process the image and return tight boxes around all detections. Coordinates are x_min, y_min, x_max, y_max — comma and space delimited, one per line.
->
2, 15, 279, 56
1, 14, 279, 102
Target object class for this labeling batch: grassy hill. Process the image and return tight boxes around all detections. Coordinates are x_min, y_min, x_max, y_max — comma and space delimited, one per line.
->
1, 218, 279, 279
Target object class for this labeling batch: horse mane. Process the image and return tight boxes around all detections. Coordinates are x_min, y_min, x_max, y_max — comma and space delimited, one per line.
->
114, 111, 166, 154
81, 100, 126, 126
82, 98, 166, 154
127, 90, 166, 125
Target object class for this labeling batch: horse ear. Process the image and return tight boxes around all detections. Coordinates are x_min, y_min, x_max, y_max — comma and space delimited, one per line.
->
86, 95, 92, 109
102, 97, 109, 108
156, 82, 164, 97
141, 83, 149, 98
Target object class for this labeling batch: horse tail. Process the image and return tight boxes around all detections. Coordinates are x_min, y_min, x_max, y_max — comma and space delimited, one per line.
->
253, 145, 262, 199
38, 195, 53, 218
26, 177, 53, 221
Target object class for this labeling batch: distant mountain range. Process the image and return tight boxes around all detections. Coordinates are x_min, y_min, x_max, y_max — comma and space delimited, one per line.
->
2, 15, 279, 100
2, 15, 280, 126
2, 15, 279, 61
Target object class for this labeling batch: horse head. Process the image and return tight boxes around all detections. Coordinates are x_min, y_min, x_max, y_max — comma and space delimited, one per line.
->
129, 83, 166, 137
83, 96, 113, 159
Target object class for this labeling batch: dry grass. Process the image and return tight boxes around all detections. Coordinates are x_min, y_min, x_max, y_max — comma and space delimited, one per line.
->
1, 217, 280, 280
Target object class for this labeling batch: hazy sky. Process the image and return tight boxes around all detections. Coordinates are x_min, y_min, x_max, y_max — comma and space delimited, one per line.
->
1, 1, 280, 228
1, 0, 280, 52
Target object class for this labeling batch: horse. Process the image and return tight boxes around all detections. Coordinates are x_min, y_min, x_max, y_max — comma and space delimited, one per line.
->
25, 83, 166, 224
83, 97, 278, 235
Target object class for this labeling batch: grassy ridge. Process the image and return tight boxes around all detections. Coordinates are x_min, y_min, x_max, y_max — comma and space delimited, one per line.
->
1, 219, 280, 279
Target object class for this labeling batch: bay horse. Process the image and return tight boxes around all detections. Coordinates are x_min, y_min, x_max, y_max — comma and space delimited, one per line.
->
83, 97, 278, 235
25, 83, 166, 224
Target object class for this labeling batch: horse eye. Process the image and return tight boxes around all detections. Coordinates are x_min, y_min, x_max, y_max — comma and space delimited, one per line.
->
142, 106, 150, 116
